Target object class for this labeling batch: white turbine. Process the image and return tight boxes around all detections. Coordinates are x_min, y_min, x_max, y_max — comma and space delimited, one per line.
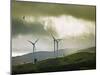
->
28, 39, 39, 64
51, 34, 62, 58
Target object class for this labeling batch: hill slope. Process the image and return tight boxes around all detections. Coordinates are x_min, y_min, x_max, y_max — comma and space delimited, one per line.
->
12, 51, 96, 74
77, 47, 96, 53
12, 47, 96, 65
12, 50, 65, 65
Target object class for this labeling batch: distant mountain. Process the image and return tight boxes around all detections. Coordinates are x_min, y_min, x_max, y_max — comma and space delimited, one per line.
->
12, 47, 96, 65
12, 50, 65, 65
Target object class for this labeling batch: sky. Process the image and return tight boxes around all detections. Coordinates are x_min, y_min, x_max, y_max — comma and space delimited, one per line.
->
12, 0, 96, 56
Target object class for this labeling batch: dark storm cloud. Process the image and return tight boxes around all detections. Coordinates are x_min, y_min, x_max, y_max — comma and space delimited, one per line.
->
12, 18, 48, 36
12, 1, 96, 36
12, 1, 96, 21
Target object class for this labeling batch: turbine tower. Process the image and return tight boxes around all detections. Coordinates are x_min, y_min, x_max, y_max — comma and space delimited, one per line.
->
51, 34, 56, 57
56, 39, 62, 57
28, 39, 39, 64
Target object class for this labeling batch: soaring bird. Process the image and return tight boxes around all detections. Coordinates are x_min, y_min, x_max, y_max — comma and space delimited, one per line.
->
22, 16, 25, 20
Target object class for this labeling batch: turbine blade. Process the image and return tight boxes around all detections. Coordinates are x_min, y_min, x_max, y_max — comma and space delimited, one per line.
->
50, 33, 56, 40
34, 39, 39, 44
28, 40, 34, 45
57, 39, 62, 42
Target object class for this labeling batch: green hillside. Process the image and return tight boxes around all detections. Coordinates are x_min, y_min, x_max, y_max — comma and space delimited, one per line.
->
12, 51, 96, 74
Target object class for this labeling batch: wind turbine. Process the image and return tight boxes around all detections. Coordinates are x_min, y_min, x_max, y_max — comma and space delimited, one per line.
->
28, 39, 39, 64
51, 33, 62, 58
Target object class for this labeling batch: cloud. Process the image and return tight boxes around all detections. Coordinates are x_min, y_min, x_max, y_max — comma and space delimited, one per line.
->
12, 1, 96, 37
39, 15, 95, 39
12, 17, 48, 37
11, 1, 96, 56
12, 1, 96, 21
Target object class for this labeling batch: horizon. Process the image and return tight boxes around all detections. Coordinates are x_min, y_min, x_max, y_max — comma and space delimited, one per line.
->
12, 46, 95, 57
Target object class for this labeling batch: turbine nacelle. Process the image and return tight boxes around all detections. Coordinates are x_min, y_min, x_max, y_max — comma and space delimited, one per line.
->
28, 39, 39, 46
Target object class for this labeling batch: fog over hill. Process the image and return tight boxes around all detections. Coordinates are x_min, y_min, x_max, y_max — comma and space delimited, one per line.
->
12, 47, 96, 65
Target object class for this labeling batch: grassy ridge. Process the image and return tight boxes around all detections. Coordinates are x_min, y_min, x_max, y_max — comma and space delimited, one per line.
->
12, 52, 96, 74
